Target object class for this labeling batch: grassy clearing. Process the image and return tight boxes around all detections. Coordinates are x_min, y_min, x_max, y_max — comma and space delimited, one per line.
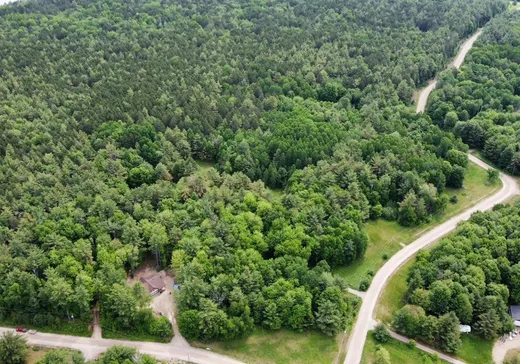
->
362, 332, 447, 364
195, 160, 216, 171
269, 187, 284, 201
457, 334, 493, 363
374, 162, 505, 362
196, 328, 340, 364
334, 162, 501, 288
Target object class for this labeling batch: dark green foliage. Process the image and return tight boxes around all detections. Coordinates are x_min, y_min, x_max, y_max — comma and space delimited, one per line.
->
0, 0, 506, 344
373, 323, 391, 343
178, 311, 201, 341
427, 11, 520, 175
400, 203, 520, 346
437, 312, 461, 354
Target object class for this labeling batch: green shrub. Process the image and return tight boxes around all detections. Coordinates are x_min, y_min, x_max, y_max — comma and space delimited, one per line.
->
373, 323, 390, 343
408, 339, 416, 349
149, 316, 172, 338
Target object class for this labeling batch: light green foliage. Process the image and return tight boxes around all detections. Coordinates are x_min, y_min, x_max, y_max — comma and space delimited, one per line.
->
36, 349, 85, 364
0, 332, 28, 364
97, 346, 157, 364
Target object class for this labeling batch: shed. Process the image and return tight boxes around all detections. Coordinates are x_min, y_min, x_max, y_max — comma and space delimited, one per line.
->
459, 325, 471, 333
511, 306, 520, 321
140, 276, 166, 295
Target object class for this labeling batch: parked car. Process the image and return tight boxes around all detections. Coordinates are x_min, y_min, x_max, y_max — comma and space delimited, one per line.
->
15, 327, 27, 333
28, 330, 37, 335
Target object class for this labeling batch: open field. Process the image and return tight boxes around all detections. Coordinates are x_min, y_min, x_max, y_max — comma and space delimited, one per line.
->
195, 160, 217, 171
334, 162, 501, 288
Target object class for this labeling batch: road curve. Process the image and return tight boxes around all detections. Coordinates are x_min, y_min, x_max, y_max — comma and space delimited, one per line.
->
0, 327, 243, 364
493, 333, 520, 363
416, 30, 482, 113
344, 157, 519, 364
345, 27, 516, 363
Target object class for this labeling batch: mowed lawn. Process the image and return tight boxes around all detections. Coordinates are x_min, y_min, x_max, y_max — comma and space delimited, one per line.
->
334, 162, 501, 288
457, 334, 493, 363
361, 333, 448, 364
199, 327, 342, 364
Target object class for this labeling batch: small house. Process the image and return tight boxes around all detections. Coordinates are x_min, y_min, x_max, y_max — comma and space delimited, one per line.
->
140, 276, 166, 296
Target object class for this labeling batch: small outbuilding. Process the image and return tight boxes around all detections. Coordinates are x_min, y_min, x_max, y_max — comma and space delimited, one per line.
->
459, 325, 471, 334
511, 306, 520, 320
511, 306, 520, 326
140, 276, 166, 295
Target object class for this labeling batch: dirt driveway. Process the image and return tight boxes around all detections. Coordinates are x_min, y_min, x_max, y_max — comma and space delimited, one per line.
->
127, 262, 175, 320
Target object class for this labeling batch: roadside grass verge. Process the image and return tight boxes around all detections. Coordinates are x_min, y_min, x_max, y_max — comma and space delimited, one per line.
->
195, 327, 340, 364
0, 317, 90, 337
101, 326, 172, 343
196, 293, 360, 364
361, 332, 448, 364
375, 258, 415, 323
334, 162, 501, 289
195, 160, 216, 171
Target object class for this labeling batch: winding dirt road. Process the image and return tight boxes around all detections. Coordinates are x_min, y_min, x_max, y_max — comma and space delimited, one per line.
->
416, 30, 482, 113
345, 28, 520, 364
345, 157, 519, 364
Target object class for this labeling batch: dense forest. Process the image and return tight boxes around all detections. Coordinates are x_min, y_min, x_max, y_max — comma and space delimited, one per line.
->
0, 0, 509, 342
427, 11, 520, 174
394, 202, 520, 353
